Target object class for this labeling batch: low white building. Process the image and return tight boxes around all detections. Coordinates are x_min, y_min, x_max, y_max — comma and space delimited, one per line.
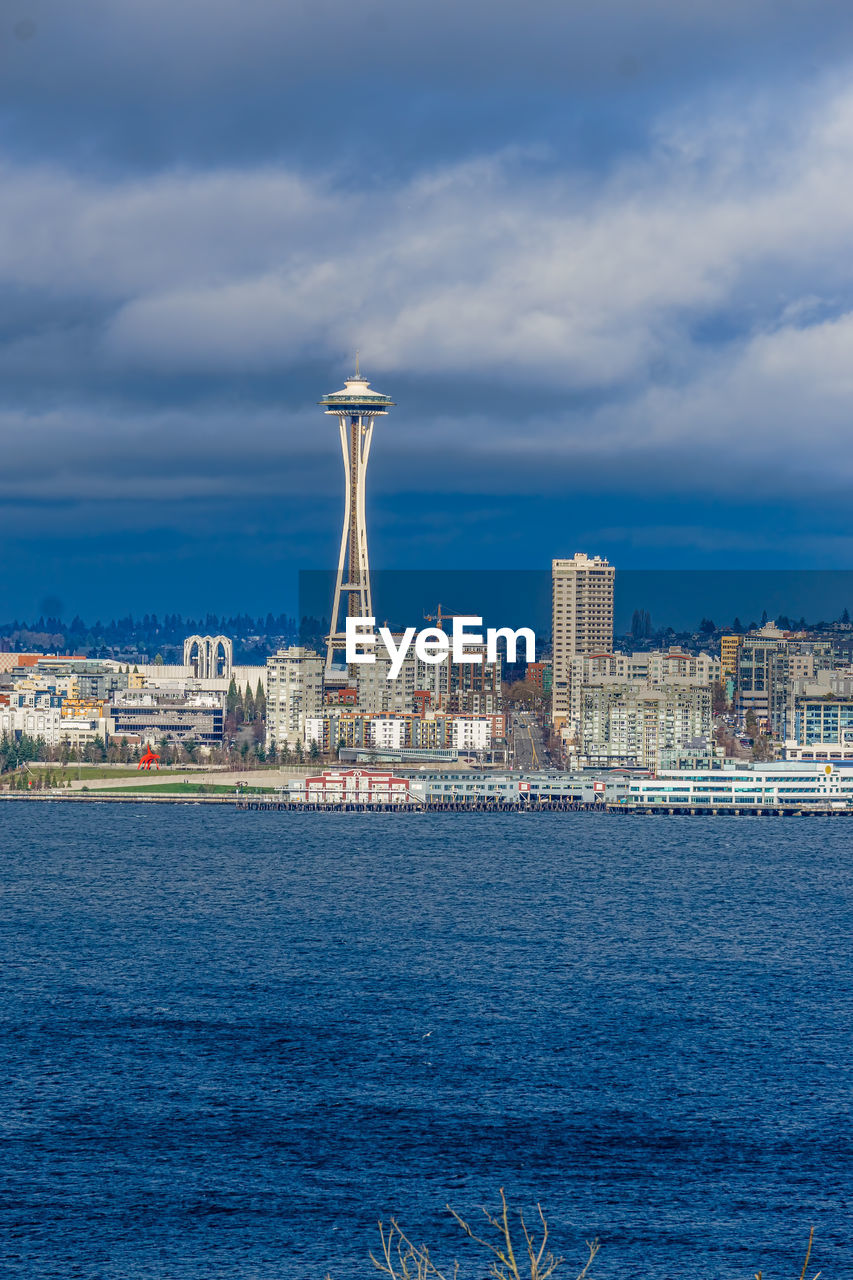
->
784, 742, 853, 762
625, 761, 853, 809
0, 692, 63, 743
59, 716, 110, 748
367, 717, 408, 751
450, 717, 492, 752
131, 663, 268, 696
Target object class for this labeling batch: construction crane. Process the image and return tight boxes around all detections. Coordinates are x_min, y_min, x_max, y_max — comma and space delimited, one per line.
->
422, 604, 467, 632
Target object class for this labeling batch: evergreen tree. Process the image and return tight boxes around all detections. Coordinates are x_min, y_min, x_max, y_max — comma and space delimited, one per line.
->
255, 678, 266, 720
226, 676, 239, 716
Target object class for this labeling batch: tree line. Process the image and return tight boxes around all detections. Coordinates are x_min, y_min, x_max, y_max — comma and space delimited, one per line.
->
0, 611, 301, 664
0, 730, 326, 777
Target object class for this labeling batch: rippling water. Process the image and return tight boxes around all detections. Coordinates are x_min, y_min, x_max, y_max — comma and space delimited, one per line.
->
0, 805, 849, 1279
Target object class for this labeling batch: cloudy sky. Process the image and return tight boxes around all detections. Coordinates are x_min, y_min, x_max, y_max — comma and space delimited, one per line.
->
3, 0, 853, 618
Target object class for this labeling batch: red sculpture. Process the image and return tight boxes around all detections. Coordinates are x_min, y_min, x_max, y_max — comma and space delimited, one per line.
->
138, 745, 161, 771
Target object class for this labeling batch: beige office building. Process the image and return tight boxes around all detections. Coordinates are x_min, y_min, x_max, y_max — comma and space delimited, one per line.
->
266, 647, 325, 749
552, 553, 615, 726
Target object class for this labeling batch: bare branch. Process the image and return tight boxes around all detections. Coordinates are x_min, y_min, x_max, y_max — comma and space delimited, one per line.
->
498, 1189, 522, 1279
534, 1204, 550, 1273
798, 1228, 814, 1280
370, 1217, 457, 1280
444, 1190, 573, 1280
446, 1203, 514, 1275
365, 1207, 821, 1280
576, 1238, 600, 1280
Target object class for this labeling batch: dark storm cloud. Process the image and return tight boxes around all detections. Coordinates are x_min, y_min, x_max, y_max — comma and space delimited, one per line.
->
5, 2, 853, 99
3, 0, 853, 169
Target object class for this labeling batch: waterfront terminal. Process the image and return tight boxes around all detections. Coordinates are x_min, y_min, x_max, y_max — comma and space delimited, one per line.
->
278, 759, 853, 813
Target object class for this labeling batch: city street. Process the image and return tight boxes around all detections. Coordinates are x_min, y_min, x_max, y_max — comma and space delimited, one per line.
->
512, 710, 550, 770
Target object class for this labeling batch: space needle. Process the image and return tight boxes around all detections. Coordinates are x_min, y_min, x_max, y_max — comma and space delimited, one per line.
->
319, 357, 394, 673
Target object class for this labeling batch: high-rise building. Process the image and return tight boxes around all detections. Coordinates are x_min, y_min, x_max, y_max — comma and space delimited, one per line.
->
551, 553, 615, 726
265, 647, 324, 749
319, 358, 394, 674
564, 647, 719, 730
735, 632, 835, 734
575, 682, 713, 772
447, 648, 502, 716
720, 635, 741, 684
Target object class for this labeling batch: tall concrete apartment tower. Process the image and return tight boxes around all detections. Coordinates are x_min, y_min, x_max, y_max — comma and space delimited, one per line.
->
319, 359, 394, 674
551, 553, 615, 726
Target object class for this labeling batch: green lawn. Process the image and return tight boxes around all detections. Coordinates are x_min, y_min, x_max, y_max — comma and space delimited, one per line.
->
92, 781, 279, 795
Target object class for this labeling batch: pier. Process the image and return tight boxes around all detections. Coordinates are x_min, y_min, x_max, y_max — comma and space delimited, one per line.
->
2, 791, 850, 815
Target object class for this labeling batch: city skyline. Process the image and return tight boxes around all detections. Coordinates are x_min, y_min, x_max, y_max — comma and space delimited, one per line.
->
4, 4, 853, 616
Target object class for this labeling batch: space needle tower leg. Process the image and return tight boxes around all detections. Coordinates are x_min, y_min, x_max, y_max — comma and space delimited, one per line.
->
319, 361, 394, 675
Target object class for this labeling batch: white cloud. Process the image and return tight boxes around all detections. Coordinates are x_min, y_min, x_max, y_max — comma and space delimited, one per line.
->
0, 88, 846, 379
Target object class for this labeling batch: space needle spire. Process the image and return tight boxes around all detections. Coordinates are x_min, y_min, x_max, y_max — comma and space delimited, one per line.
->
319, 359, 395, 673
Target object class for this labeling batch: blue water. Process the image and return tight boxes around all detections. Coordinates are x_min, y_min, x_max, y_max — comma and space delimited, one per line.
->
0, 807, 849, 1280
